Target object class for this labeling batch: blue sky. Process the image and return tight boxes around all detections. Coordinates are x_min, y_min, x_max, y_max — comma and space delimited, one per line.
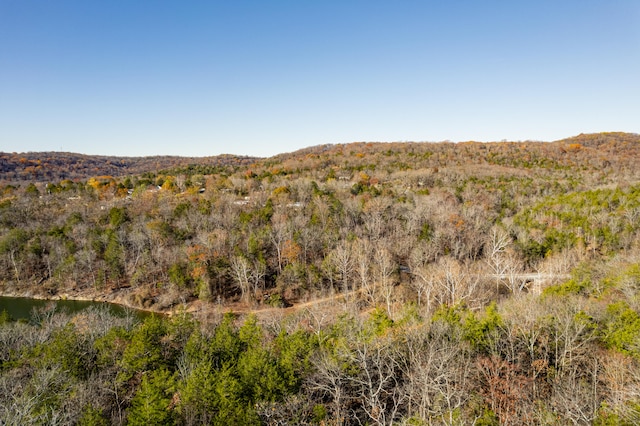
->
1, 1, 638, 157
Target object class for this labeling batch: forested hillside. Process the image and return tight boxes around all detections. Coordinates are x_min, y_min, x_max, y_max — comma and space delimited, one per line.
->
0, 151, 258, 182
2, 132, 640, 424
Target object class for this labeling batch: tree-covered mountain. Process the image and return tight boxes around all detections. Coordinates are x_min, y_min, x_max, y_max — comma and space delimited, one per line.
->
1, 132, 640, 424
0, 151, 259, 183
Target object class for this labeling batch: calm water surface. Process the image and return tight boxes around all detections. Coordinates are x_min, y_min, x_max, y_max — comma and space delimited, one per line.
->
0, 296, 149, 321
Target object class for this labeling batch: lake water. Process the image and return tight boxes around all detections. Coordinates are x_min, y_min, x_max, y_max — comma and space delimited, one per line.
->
0, 296, 149, 321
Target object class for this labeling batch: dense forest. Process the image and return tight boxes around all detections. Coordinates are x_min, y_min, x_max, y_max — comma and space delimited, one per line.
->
2, 132, 640, 424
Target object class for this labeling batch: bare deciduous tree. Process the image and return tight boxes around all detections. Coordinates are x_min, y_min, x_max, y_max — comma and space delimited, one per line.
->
374, 243, 397, 317
231, 255, 266, 303
354, 238, 375, 306
346, 337, 405, 425
307, 349, 350, 425
403, 322, 474, 425
432, 257, 481, 308
327, 241, 353, 295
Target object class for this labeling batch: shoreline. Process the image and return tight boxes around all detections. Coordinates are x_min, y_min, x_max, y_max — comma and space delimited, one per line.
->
0, 285, 174, 316
0, 283, 337, 321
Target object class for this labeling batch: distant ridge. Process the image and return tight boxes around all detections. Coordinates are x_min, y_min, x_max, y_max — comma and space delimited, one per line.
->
2, 132, 638, 183
272, 132, 640, 158
0, 152, 260, 182
555, 131, 640, 149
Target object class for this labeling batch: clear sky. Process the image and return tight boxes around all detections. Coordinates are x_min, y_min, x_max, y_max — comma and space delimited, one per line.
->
1, 1, 638, 157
